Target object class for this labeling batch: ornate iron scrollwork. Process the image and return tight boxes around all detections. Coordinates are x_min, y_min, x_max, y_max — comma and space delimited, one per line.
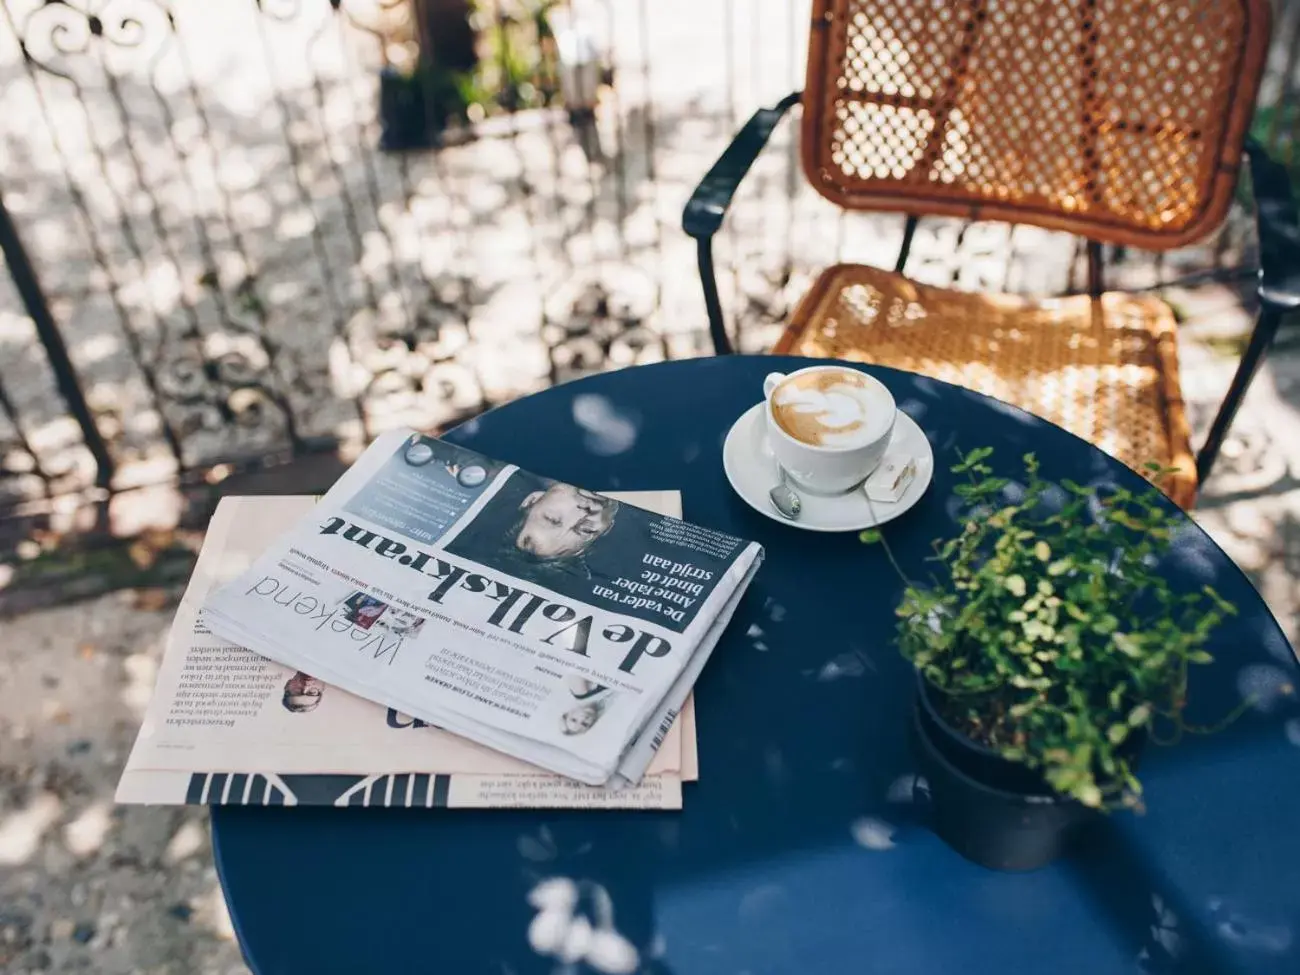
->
18, 0, 174, 79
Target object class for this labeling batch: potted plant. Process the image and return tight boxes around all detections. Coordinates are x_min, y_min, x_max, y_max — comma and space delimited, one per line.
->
864, 449, 1241, 871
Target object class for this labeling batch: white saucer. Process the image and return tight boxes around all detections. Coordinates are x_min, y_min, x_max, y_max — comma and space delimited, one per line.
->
722, 404, 934, 532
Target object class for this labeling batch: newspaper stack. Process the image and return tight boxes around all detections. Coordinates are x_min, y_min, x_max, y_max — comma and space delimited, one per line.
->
117, 494, 699, 809
181, 430, 762, 790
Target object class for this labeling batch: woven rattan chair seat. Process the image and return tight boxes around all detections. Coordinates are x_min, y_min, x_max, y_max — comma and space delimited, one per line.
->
775, 264, 1197, 507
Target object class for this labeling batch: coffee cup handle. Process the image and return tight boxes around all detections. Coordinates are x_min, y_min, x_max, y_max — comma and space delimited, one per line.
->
762, 372, 785, 399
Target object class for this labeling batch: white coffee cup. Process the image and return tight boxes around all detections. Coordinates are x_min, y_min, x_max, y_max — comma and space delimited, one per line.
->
762, 365, 896, 494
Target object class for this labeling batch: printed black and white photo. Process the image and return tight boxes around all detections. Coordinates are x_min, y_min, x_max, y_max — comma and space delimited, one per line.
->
401, 438, 489, 488
343, 434, 504, 546
566, 675, 608, 700
445, 475, 621, 590
445, 469, 746, 633
281, 671, 326, 713
560, 676, 616, 737
372, 607, 427, 640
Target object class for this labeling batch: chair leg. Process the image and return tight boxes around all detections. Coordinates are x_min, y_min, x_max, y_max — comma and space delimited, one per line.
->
696, 236, 734, 355
1196, 304, 1286, 486
1086, 240, 1104, 298
895, 215, 918, 274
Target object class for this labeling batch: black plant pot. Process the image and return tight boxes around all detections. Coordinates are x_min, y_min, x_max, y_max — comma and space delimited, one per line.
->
912, 676, 1094, 872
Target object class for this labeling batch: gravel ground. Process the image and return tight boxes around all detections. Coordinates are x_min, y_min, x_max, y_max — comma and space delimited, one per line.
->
0, 591, 245, 975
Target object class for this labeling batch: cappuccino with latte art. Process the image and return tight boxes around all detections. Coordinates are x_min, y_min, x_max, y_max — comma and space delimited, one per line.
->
762, 365, 897, 494
769, 368, 886, 448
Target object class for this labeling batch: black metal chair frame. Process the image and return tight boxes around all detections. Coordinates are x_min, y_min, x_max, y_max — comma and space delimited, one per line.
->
682, 91, 1300, 490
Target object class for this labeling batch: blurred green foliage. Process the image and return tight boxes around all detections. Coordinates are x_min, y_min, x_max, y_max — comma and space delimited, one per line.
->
418, 0, 561, 129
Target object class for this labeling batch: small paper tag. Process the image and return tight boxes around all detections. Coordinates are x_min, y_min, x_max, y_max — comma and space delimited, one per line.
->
865, 455, 916, 503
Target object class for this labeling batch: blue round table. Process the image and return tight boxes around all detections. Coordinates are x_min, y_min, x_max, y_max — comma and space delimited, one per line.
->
212, 356, 1300, 975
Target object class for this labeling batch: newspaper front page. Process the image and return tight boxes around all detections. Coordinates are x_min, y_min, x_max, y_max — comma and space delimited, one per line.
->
118, 495, 696, 809
200, 430, 762, 786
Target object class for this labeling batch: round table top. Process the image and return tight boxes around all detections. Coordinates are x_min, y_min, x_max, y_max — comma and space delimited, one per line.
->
212, 356, 1299, 975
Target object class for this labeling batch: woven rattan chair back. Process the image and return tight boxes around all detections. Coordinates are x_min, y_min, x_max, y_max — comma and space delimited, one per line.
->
801, 0, 1272, 249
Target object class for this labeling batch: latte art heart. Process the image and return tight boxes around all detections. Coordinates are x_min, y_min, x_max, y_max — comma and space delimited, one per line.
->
771, 369, 884, 447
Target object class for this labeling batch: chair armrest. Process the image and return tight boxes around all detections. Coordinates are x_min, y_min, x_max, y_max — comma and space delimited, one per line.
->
682, 91, 801, 239
1245, 138, 1300, 311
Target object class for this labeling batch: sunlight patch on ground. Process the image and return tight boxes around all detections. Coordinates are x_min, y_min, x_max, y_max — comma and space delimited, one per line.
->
197, 884, 237, 942
164, 818, 208, 864
0, 792, 63, 865
121, 652, 160, 717
63, 800, 113, 858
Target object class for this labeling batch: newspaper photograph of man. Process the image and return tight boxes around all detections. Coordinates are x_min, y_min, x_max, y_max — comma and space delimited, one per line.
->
445, 475, 620, 591
282, 671, 326, 713
513, 484, 618, 565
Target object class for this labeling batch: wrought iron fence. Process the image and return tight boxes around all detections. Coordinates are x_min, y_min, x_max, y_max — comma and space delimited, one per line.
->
0, 0, 1295, 516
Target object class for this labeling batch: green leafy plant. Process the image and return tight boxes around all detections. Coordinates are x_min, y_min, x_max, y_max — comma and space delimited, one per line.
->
469, 0, 561, 115
397, 1, 561, 133
864, 448, 1241, 810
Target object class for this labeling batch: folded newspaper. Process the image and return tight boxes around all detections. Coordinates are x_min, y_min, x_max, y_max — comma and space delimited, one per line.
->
117, 494, 697, 809
198, 430, 764, 788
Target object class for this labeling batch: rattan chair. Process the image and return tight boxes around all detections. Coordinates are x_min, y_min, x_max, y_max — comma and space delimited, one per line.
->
683, 0, 1299, 509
